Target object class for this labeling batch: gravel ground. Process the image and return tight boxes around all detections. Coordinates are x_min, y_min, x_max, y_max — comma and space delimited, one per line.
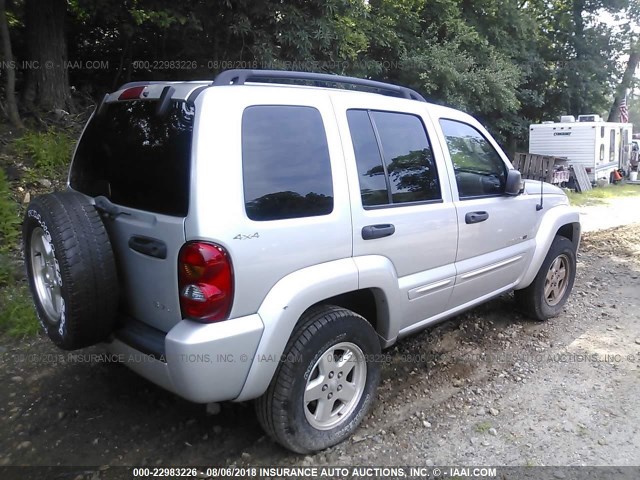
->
1, 204, 639, 474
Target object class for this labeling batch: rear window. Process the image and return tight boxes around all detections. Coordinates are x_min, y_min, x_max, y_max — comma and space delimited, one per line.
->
70, 100, 195, 217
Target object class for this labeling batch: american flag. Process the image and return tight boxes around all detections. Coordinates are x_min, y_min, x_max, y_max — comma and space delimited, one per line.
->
619, 96, 629, 123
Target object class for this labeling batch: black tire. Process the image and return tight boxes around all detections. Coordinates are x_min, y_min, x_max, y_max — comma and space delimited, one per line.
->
255, 305, 381, 453
515, 235, 576, 321
23, 191, 119, 350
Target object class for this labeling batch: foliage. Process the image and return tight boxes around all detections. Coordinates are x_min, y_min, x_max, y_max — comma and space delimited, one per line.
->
0, 255, 11, 285
13, 129, 75, 178
0, 283, 40, 338
3, 0, 640, 156
0, 169, 20, 254
0, 169, 39, 338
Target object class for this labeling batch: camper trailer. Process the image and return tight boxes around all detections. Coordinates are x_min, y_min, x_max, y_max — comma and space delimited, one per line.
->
529, 115, 633, 183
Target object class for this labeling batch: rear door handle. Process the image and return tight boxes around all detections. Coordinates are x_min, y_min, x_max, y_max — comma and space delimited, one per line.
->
362, 224, 395, 240
129, 235, 167, 259
465, 211, 489, 224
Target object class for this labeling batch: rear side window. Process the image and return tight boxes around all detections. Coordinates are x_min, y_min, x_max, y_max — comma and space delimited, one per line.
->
347, 110, 389, 206
439, 119, 507, 198
347, 109, 441, 207
242, 106, 333, 221
70, 100, 194, 217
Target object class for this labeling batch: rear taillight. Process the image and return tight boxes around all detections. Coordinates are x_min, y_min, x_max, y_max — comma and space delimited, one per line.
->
178, 242, 233, 323
118, 86, 145, 100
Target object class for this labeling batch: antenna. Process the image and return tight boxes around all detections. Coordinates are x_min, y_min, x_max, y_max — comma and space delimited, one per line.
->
536, 172, 544, 211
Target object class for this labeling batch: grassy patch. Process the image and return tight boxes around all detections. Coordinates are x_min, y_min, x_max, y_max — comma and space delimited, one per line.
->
0, 126, 76, 339
0, 166, 39, 338
0, 268, 45, 342
474, 421, 492, 433
0, 169, 20, 253
567, 183, 640, 207
0, 254, 39, 338
13, 128, 75, 179
0, 284, 39, 338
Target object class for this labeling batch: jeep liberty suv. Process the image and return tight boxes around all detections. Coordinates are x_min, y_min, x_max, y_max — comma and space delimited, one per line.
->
23, 69, 580, 453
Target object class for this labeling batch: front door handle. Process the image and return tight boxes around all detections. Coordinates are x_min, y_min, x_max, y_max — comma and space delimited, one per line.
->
362, 224, 395, 240
465, 211, 489, 224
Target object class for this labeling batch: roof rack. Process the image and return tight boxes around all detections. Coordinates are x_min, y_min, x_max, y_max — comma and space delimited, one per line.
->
211, 69, 426, 102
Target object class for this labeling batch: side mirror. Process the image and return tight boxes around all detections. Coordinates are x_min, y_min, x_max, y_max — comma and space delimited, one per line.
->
505, 169, 524, 196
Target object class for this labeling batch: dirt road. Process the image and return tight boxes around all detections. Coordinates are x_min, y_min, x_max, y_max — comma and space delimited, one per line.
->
579, 196, 640, 232
1, 205, 639, 472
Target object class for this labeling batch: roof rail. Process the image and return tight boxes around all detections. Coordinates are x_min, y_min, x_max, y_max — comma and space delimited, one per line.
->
211, 69, 426, 102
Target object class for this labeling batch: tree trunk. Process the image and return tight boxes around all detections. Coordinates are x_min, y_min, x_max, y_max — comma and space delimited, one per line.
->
608, 37, 640, 122
0, 0, 22, 127
22, 0, 72, 112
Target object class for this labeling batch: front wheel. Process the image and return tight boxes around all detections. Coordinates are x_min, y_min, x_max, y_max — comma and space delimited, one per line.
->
255, 305, 381, 453
515, 235, 577, 321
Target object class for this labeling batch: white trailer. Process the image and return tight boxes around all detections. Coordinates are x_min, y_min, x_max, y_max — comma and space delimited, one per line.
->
529, 115, 633, 183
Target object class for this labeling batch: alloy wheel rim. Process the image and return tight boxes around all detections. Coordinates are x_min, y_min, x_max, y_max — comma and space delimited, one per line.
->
303, 341, 367, 430
544, 254, 570, 307
30, 227, 63, 323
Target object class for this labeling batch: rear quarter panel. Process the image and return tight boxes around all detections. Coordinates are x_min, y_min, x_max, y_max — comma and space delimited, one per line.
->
185, 86, 353, 320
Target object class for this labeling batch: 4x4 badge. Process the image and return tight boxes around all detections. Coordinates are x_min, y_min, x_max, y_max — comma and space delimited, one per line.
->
233, 232, 259, 240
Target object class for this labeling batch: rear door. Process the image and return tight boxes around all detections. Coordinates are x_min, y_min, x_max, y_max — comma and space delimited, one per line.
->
69, 89, 195, 332
332, 94, 458, 335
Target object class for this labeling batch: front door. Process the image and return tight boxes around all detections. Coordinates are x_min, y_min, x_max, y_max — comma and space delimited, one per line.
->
435, 117, 539, 309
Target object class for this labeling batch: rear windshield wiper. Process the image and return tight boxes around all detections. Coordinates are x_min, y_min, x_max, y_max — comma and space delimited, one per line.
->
94, 196, 130, 219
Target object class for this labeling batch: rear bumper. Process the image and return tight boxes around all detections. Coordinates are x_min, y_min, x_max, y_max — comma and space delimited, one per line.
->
104, 314, 264, 403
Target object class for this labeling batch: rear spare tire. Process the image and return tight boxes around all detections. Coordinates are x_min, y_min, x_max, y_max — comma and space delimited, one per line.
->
23, 191, 118, 350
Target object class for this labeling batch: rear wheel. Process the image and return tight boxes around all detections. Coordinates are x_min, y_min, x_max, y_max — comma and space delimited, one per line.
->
515, 235, 576, 321
23, 192, 119, 350
255, 305, 381, 453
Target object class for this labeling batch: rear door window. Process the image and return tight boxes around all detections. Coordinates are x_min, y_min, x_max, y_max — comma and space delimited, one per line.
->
346, 110, 390, 206
347, 109, 441, 207
70, 100, 194, 217
242, 105, 333, 221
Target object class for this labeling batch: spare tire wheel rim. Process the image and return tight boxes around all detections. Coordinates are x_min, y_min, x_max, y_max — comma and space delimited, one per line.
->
30, 227, 63, 323
304, 341, 367, 430
544, 254, 570, 307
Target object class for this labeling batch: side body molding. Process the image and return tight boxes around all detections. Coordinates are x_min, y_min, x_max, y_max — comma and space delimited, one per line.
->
515, 205, 581, 290
234, 258, 359, 401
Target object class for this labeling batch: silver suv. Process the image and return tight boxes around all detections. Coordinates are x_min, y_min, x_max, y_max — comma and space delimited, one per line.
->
23, 70, 580, 453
